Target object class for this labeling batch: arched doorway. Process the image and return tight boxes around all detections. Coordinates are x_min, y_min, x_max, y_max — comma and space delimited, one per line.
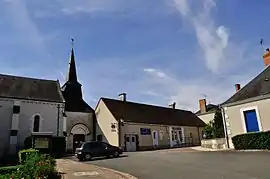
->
70, 124, 90, 152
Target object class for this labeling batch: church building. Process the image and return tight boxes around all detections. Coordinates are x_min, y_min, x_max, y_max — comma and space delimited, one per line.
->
61, 47, 95, 153
0, 45, 95, 158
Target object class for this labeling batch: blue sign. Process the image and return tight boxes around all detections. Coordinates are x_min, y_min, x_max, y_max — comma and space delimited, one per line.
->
140, 128, 151, 135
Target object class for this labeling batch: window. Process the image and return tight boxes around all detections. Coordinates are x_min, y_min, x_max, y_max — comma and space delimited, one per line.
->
13, 105, 20, 114
153, 131, 156, 139
33, 115, 40, 132
243, 109, 259, 132
126, 136, 130, 142
132, 136, 135, 142
95, 142, 106, 149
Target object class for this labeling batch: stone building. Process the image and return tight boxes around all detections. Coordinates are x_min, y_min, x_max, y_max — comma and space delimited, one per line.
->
0, 74, 65, 157
61, 47, 95, 153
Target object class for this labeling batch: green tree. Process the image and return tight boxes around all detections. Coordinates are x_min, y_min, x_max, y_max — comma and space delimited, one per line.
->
212, 109, 225, 138
203, 123, 214, 139
203, 109, 225, 139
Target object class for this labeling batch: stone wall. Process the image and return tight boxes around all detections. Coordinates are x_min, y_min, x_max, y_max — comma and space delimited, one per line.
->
201, 138, 227, 150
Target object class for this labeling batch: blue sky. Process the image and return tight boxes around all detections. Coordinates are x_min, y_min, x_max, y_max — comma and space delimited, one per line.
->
0, 0, 269, 112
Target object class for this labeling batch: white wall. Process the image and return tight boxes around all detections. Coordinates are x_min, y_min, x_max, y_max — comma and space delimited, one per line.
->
18, 100, 64, 148
198, 113, 215, 124
95, 100, 118, 146
0, 99, 13, 157
224, 98, 270, 148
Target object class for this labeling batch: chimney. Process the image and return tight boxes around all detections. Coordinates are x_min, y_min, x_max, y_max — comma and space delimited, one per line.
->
118, 93, 127, 101
235, 84, 241, 92
263, 48, 270, 66
169, 102, 176, 109
199, 99, 207, 113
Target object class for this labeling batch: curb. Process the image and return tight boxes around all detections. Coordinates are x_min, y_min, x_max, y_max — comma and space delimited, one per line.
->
190, 147, 232, 152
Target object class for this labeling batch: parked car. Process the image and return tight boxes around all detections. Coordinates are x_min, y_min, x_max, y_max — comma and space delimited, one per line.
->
75, 141, 123, 161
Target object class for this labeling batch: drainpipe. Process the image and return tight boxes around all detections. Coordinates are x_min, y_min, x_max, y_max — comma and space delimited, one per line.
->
57, 104, 60, 136
221, 106, 230, 148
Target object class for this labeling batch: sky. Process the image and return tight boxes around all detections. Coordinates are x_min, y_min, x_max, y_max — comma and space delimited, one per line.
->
0, 0, 270, 112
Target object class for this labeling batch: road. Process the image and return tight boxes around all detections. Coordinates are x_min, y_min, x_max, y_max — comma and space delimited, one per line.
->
76, 148, 270, 179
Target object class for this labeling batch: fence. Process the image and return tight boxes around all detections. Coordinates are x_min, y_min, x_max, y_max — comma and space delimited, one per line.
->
173, 137, 197, 148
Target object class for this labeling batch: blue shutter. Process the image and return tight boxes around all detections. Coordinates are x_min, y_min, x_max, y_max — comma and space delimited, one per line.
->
244, 110, 259, 132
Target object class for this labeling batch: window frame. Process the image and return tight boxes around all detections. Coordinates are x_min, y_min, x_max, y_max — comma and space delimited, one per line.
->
240, 106, 263, 133
31, 114, 43, 133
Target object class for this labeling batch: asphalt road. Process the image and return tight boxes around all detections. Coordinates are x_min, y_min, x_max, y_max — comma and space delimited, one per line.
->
77, 148, 270, 179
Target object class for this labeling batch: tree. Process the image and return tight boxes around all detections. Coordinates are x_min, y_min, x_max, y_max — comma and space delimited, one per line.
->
203, 123, 214, 139
203, 109, 225, 139
212, 109, 225, 138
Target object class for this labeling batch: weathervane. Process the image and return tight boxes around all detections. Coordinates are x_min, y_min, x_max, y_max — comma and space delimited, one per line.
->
260, 38, 265, 53
71, 37, 75, 48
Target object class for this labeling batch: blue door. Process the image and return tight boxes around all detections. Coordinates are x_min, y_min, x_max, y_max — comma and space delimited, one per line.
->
244, 110, 259, 132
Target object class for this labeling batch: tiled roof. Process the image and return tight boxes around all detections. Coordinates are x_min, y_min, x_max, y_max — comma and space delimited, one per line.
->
222, 65, 270, 105
0, 74, 64, 103
101, 98, 206, 127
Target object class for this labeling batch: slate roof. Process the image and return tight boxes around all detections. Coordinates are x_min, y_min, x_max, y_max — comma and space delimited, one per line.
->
0, 74, 64, 103
63, 97, 94, 113
61, 48, 94, 113
195, 104, 219, 115
100, 98, 206, 127
222, 65, 270, 105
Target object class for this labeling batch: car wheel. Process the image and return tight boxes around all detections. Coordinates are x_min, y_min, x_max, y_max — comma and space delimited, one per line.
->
85, 154, 92, 161
113, 151, 119, 158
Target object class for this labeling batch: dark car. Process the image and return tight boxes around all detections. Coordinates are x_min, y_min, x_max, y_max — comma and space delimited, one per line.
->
75, 141, 123, 161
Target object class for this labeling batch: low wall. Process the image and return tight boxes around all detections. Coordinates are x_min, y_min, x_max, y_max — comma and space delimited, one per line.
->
201, 138, 227, 150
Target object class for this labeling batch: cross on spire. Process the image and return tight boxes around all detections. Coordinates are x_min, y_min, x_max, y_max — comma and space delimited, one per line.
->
71, 37, 75, 48
66, 37, 78, 83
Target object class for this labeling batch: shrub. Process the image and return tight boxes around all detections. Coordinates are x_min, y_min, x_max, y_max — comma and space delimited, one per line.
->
0, 165, 21, 175
18, 152, 56, 178
232, 131, 270, 150
18, 148, 39, 163
24, 136, 33, 149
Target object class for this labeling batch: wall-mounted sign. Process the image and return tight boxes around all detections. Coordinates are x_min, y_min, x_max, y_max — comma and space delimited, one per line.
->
35, 138, 49, 149
111, 123, 117, 132
140, 128, 151, 135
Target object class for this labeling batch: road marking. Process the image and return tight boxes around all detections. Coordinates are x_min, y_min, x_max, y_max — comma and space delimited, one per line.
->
74, 171, 100, 176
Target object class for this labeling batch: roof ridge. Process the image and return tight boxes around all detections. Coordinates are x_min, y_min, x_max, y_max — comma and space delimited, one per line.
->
101, 97, 192, 113
0, 73, 57, 82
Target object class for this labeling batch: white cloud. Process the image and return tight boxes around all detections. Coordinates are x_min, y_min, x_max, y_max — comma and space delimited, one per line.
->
57, 0, 138, 15
170, 0, 235, 73
142, 67, 256, 112
144, 68, 167, 78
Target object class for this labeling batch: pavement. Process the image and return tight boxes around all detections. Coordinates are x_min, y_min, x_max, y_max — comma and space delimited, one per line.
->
71, 147, 270, 179
56, 158, 137, 179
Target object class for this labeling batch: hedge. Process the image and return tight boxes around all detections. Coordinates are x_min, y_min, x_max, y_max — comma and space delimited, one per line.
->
0, 151, 59, 179
232, 131, 270, 150
0, 165, 21, 175
18, 148, 39, 163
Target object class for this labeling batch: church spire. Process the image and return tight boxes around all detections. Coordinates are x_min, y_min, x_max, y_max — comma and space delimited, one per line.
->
66, 38, 78, 83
